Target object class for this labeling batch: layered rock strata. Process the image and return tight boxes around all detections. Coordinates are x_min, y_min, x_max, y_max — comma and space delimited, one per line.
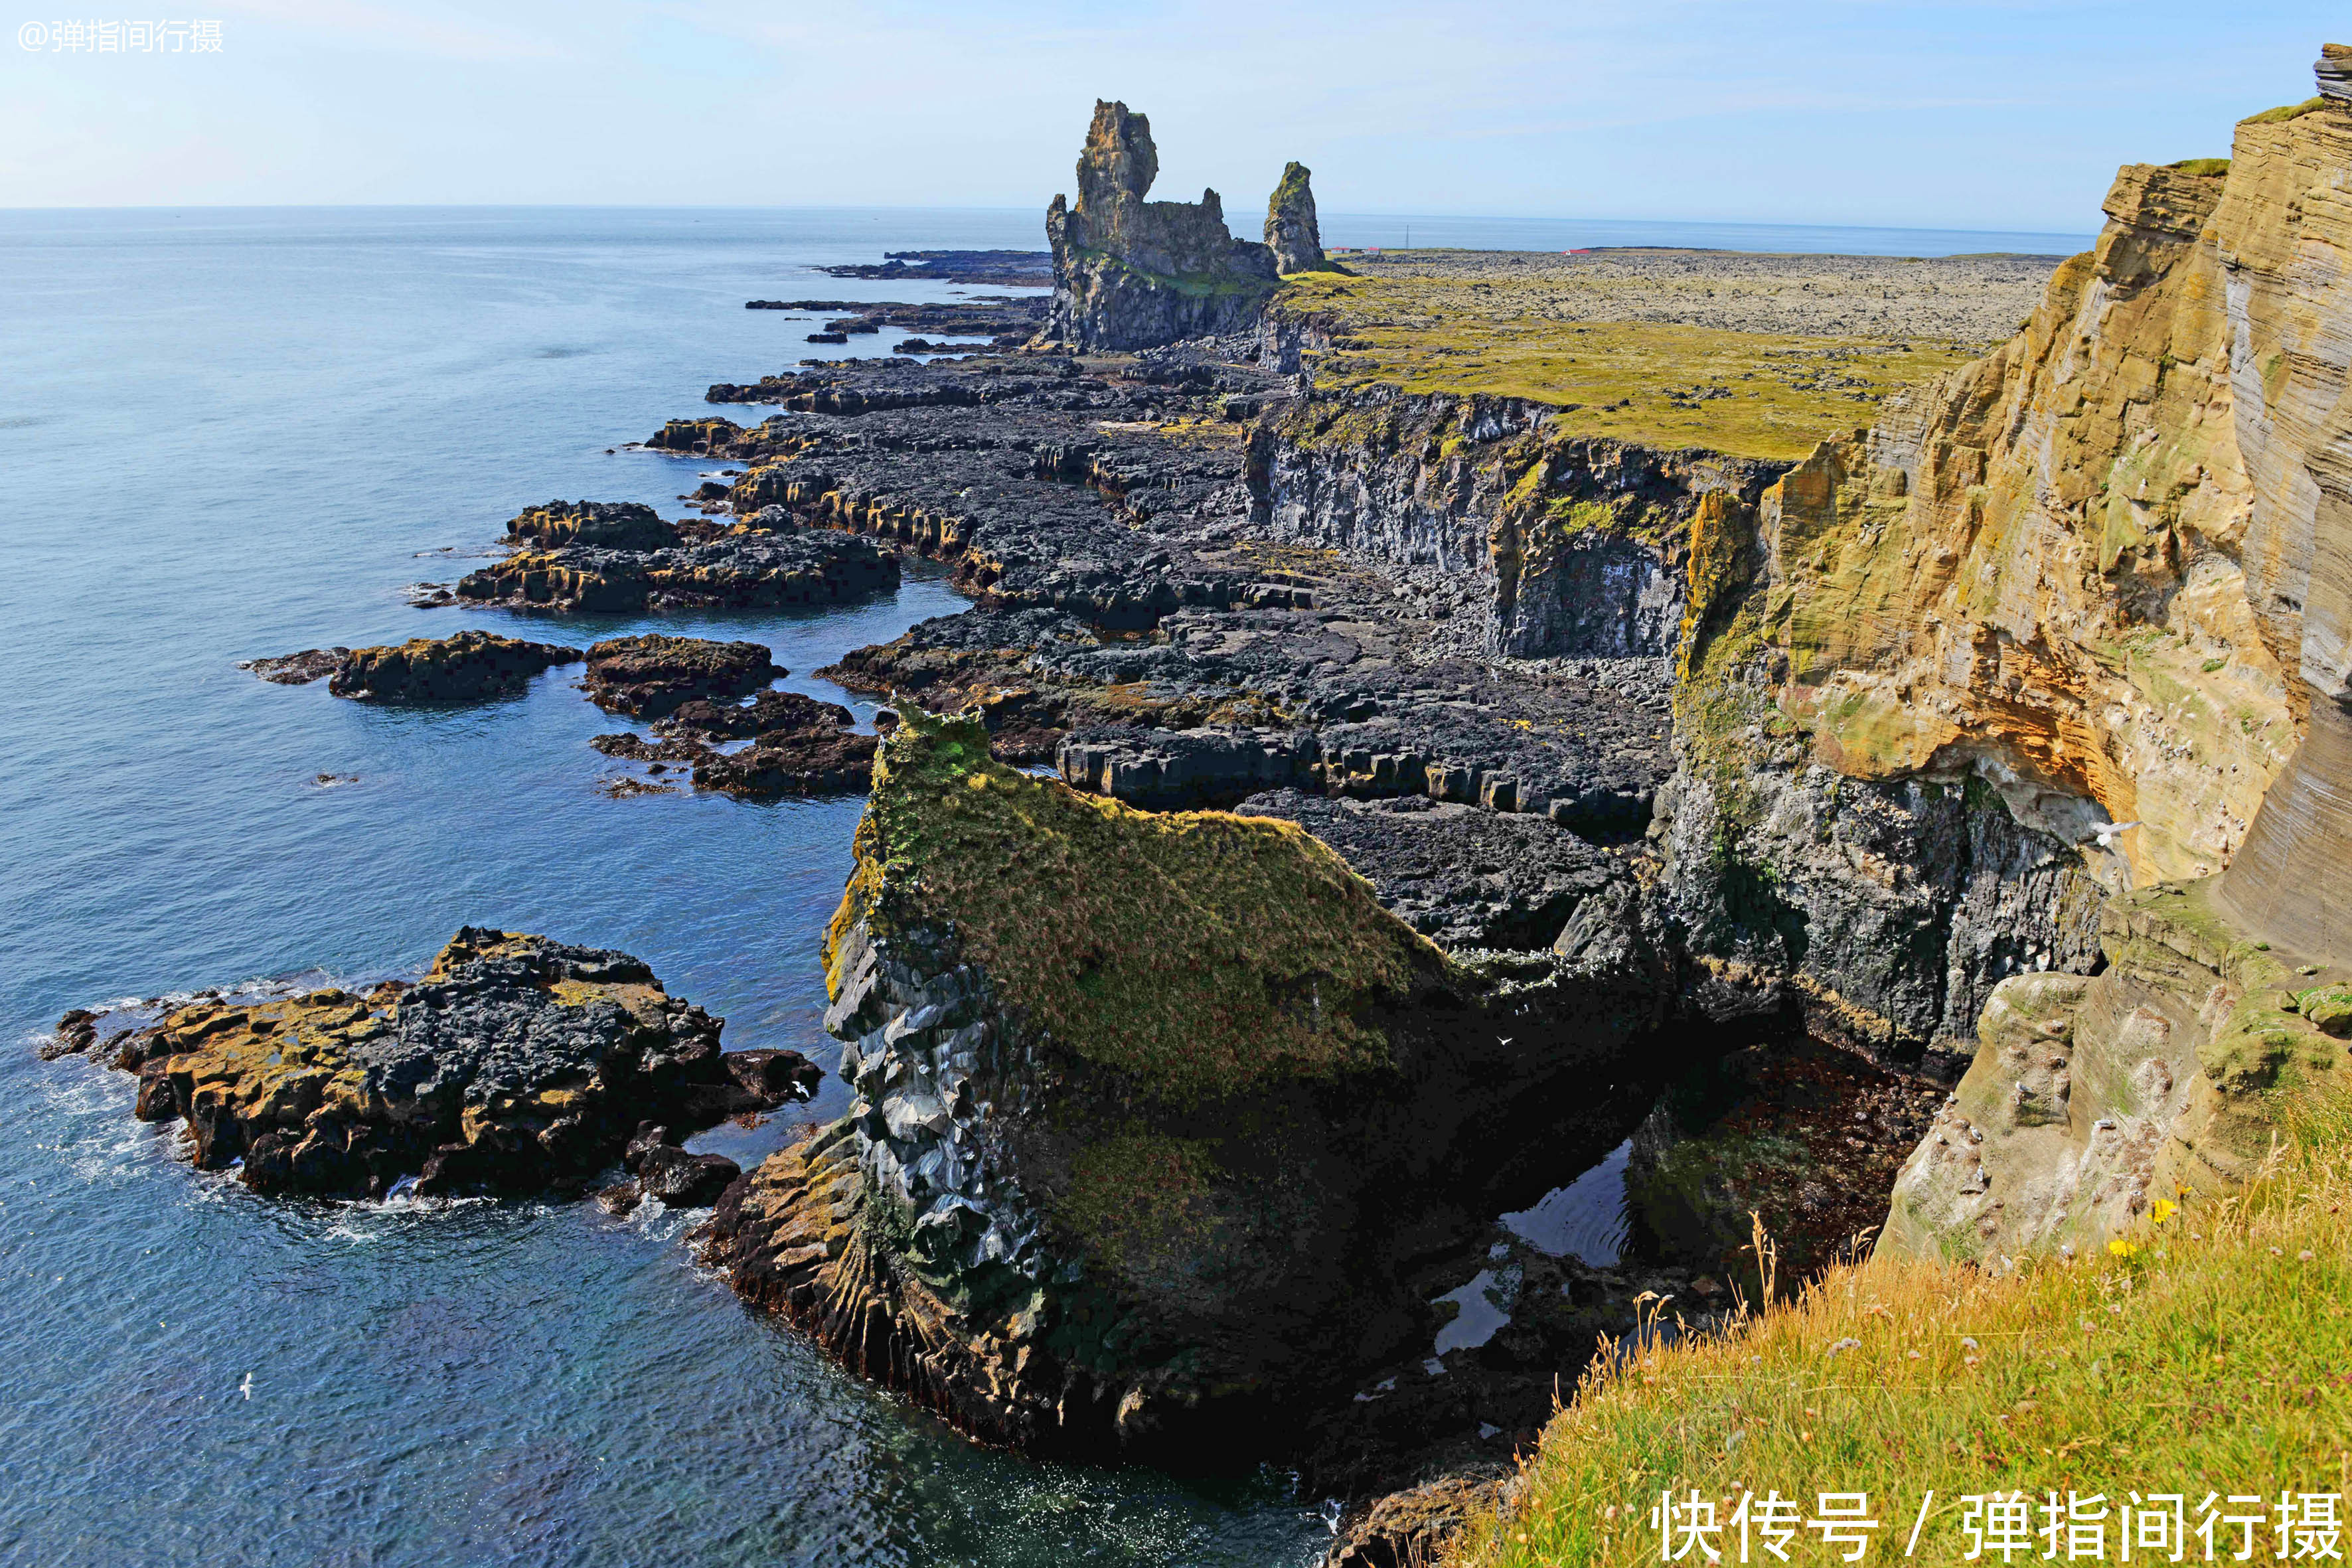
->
1708, 104, 2352, 892
1885, 877, 2349, 1261
46, 928, 815, 1199
2319, 42, 2351, 102
1648, 94, 2352, 1069
703, 711, 1687, 1464
1687, 62, 2352, 1257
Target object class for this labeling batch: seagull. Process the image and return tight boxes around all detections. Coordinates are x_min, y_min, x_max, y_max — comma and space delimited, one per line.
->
2089, 821, 2142, 849
238, 1373, 253, 1401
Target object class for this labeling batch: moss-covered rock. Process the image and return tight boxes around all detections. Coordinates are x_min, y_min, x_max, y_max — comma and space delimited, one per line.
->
503, 499, 680, 552
1037, 102, 1285, 351
455, 505, 898, 613
1883, 878, 2347, 1262
581, 634, 782, 718
1263, 161, 1327, 277
326, 630, 581, 704
704, 709, 1683, 1465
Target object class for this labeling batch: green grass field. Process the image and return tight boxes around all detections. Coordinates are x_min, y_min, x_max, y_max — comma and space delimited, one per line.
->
1274, 270, 1983, 463
1452, 1097, 2352, 1565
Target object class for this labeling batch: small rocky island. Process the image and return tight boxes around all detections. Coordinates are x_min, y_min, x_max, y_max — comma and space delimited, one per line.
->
450, 499, 900, 613
242, 629, 583, 703
47, 928, 818, 1200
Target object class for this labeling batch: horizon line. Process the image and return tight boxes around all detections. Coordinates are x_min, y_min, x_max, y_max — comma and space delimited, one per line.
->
0, 201, 2101, 240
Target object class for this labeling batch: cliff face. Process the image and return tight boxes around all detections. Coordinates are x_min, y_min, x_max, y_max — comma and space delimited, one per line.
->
1746, 76, 2352, 1259
705, 711, 1682, 1462
2208, 81, 2352, 954
1658, 88, 2352, 1080
1041, 102, 1283, 352
1741, 102, 2352, 890
1259, 382, 1783, 659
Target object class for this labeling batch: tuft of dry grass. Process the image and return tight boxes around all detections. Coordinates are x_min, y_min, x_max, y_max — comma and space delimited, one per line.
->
1452, 1095, 2352, 1566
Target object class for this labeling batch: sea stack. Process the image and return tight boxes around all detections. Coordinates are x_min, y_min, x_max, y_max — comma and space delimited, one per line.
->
1264, 161, 1327, 275
1039, 101, 1285, 351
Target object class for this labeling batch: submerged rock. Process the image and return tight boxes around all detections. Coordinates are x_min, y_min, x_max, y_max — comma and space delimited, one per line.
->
48, 927, 817, 1199
582, 634, 783, 718
326, 630, 582, 703
238, 648, 349, 685
702, 710, 1682, 1466
599, 1121, 758, 1214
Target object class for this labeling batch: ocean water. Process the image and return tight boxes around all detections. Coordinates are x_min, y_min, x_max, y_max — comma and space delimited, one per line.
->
0, 206, 1325, 1568
0, 204, 2074, 1567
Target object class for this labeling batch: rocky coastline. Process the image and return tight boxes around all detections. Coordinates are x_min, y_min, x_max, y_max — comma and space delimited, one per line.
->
451, 498, 901, 613
686, 70, 2352, 1557
91, 49, 2352, 1567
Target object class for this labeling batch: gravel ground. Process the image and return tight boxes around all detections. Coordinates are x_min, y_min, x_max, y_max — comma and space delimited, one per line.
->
1328, 246, 2065, 345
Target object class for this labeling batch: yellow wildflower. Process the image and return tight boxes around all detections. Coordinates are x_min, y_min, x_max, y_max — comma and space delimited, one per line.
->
2151, 1198, 2177, 1224
2108, 1239, 2139, 1259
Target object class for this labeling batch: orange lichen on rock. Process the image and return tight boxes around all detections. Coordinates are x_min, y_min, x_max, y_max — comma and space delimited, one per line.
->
1737, 103, 2352, 886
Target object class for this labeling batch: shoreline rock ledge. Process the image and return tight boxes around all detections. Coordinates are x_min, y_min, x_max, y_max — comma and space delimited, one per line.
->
700, 708, 1681, 1466
46, 927, 819, 1199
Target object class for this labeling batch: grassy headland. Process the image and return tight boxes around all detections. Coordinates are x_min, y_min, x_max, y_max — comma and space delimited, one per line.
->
1272, 249, 2063, 462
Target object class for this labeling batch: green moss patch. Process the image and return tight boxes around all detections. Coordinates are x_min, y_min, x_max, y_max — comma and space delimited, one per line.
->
842, 710, 1452, 1104
2240, 97, 2327, 124
1059, 1129, 1229, 1272
1273, 272, 1981, 462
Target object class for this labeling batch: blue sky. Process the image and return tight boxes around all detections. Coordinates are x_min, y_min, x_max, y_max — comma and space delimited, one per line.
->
0, 2, 2338, 232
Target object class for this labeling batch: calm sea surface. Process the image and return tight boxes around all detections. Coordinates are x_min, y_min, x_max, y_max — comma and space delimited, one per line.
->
0, 205, 2085, 1567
